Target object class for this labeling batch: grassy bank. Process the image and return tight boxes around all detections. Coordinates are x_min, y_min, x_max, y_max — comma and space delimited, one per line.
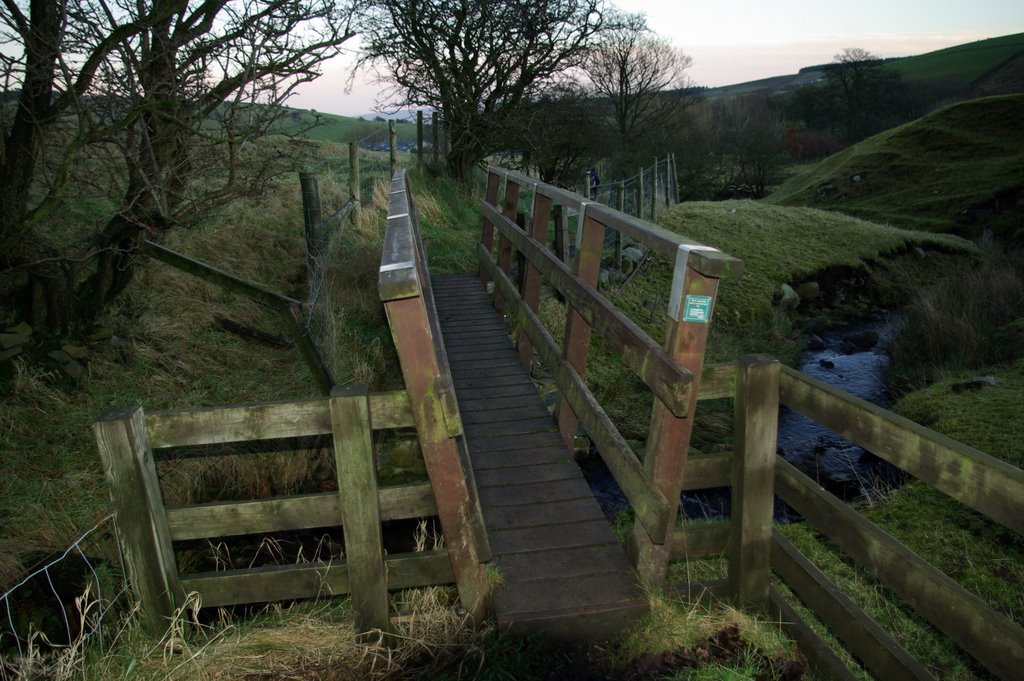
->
766, 95, 1024, 242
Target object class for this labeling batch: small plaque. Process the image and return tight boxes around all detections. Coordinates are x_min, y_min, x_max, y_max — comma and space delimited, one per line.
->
682, 295, 713, 323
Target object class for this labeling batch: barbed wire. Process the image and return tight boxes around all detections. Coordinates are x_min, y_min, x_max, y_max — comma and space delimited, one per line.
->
1, 513, 126, 669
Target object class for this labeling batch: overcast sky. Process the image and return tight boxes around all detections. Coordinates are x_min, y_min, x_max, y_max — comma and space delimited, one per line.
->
290, 0, 1024, 117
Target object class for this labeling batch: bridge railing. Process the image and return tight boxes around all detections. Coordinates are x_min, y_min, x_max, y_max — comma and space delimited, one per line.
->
680, 358, 1024, 681
93, 389, 452, 638
378, 169, 492, 619
478, 165, 742, 583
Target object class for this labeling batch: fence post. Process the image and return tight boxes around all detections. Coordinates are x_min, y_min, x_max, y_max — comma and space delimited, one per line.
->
553, 204, 568, 264
615, 181, 625, 271
349, 142, 361, 228
728, 355, 780, 609
299, 171, 322, 291
431, 111, 439, 165
478, 170, 502, 285
637, 168, 644, 220
493, 178, 521, 316
517, 194, 553, 368
664, 156, 671, 207
389, 119, 397, 177
556, 208, 604, 451
93, 407, 182, 635
670, 153, 680, 203
650, 158, 657, 222
330, 385, 392, 636
416, 111, 424, 169
627, 247, 722, 585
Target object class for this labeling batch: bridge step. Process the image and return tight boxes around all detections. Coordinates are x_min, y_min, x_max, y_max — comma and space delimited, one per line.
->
432, 273, 648, 641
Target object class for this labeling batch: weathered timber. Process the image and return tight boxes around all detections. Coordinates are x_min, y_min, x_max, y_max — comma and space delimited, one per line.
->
349, 142, 361, 227
728, 355, 780, 608
775, 458, 1024, 681
628, 259, 721, 585
214, 315, 293, 348
698, 362, 736, 400
434, 272, 647, 639
300, 171, 323, 285
779, 366, 1024, 534
681, 451, 731, 490
768, 585, 860, 681
486, 166, 742, 279
517, 193, 552, 367
670, 521, 730, 560
771, 531, 935, 681
331, 386, 391, 635
493, 177, 521, 316
477, 247, 671, 543
381, 171, 491, 618
316, 198, 359, 236
93, 407, 183, 634
181, 551, 453, 608
144, 239, 302, 308
556, 210, 604, 448
165, 483, 437, 541
478, 171, 502, 285
145, 391, 414, 449
481, 200, 692, 416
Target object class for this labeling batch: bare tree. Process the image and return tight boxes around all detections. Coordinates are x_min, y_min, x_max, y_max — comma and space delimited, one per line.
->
357, 0, 610, 181
1, 0, 357, 328
826, 47, 909, 142
583, 11, 696, 164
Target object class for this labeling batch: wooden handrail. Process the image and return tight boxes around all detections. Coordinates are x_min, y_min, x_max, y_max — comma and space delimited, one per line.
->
485, 165, 743, 279
779, 365, 1024, 534
480, 199, 693, 416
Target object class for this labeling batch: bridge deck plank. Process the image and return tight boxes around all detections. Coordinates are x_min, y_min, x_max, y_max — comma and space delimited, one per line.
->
433, 272, 647, 640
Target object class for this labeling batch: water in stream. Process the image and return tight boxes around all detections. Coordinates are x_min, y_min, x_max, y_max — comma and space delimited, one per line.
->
579, 313, 905, 521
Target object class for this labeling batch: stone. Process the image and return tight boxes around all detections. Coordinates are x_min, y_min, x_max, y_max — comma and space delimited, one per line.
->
61, 344, 89, 360
622, 247, 644, 264
48, 350, 86, 380
843, 330, 879, 350
1, 346, 22, 362
0, 333, 29, 350
802, 316, 829, 335
779, 283, 799, 311
5, 322, 32, 336
84, 326, 113, 342
852, 174, 862, 182
795, 282, 820, 300
818, 359, 835, 369
807, 335, 826, 351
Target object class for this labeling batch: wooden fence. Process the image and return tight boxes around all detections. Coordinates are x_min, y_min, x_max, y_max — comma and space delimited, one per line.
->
478, 165, 742, 585
676, 360, 1024, 681
93, 389, 456, 637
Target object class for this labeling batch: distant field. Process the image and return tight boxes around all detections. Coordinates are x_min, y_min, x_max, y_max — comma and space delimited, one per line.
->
274, 107, 423, 144
889, 32, 1024, 86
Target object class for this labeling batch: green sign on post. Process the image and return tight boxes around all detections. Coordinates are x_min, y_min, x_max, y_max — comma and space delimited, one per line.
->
682, 295, 713, 323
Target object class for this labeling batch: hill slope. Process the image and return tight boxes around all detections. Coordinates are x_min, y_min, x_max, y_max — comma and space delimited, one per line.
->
764, 95, 1024, 242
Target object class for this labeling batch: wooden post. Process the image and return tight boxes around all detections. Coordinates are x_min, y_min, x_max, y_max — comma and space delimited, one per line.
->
300, 171, 322, 289
650, 158, 657, 222
349, 142, 361, 228
664, 157, 671, 207
330, 386, 392, 636
493, 179, 521, 316
637, 168, 644, 220
93, 407, 183, 635
670, 153, 680, 203
478, 171, 502, 285
728, 355, 780, 609
383, 295, 492, 619
556, 210, 604, 451
431, 111, 439, 165
388, 120, 397, 176
627, 247, 722, 585
517, 194, 553, 368
553, 204, 568, 264
615, 182, 625, 271
416, 111, 424, 169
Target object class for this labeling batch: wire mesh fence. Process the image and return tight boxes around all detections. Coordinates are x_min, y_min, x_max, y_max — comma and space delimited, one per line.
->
0, 515, 129, 679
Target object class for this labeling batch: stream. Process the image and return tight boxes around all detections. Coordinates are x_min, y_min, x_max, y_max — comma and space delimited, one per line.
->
579, 313, 905, 521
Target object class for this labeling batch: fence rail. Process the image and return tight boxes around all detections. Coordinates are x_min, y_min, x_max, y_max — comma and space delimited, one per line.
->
686, 359, 1024, 681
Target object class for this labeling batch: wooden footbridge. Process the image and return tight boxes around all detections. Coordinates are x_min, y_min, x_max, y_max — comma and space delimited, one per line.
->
96, 167, 1024, 680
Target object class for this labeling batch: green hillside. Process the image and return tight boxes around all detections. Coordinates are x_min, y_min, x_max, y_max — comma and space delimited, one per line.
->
765, 95, 1024, 242
889, 32, 1024, 86
274, 106, 422, 144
